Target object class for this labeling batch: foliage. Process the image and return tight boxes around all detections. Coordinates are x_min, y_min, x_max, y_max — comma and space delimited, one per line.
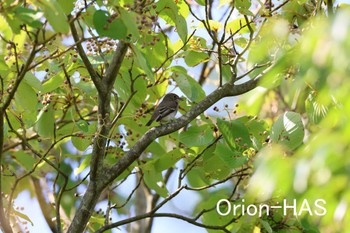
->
0, 0, 350, 233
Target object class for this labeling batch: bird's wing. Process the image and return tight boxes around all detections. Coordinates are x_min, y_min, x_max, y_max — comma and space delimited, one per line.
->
155, 102, 178, 121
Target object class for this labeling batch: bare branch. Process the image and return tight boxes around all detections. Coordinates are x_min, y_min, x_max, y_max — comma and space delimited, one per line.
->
96, 210, 235, 233
104, 41, 128, 89
68, 15, 103, 93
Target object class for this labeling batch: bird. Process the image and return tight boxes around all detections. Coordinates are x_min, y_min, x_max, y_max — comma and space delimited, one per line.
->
145, 93, 182, 126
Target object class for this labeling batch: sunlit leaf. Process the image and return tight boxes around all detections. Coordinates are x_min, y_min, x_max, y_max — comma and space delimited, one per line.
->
247, 145, 294, 202
270, 111, 304, 150
305, 93, 328, 124
34, 0, 69, 33
93, 10, 127, 40
35, 106, 55, 138
179, 124, 215, 147
13, 151, 36, 171
14, 7, 43, 28
226, 18, 254, 34
154, 149, 183, 171
157, 0, 188, 43
43, 72, 65, 93
171, 66, 206, 102
260, 219, 273, 233
203, 145, 231, 180
214, 142, 248, 169
187, 167, 210, 187
130, 44, 154, 81
184, 50, 210, 67
57, 0, 74, 15
234, 0, 253, 16
142, 163, 169, 197
74, 154, 92, 175
75, 120, 89, 133
24, 72, 43, 92
119, 8, 139, 38
15, 82, 38, 111
13, 210, 34, 226
217, 118, 252, 150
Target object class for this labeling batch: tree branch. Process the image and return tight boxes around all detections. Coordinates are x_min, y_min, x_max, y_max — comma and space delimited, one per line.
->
67, 34, 129, 233
104, 41, 128, 89
96, 212, 233, 233
66, 70, 259, 233
0, 112, 13, 233
103, 77, 259, 187
68, 15, 103, 93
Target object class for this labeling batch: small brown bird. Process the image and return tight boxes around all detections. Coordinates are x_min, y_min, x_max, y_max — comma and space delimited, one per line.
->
145, 93, 182, 126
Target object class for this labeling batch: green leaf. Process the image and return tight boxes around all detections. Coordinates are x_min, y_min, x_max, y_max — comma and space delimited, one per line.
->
81, 6, 96, 27
171, 66, 206, 102
90, 216, 105, 225
43, 72, 65, 93
245, 117, 269, 148
157, 0, 188, 43
3, 11, 22, 34
6, 112, 21, 131
35, 106, 55, 138
72, 134, 91, 151
217, 118, 252, 150
0, 57, 9, 71
75, 120, 89, 133
154, 149, 183, 171
13, 151, 36, 171
247, 145, 293, 201
143, 163, 168, 197
203, 146, 231, 180
146, 141, 167, 157
130, 44, 154, 81
214, 142, 248, 169
131, 77, 148, 107
174, 13, 188, 43
35, 0, 69, 33
93, 10, 127, 40
57, 0, 74, 15
142, 34, 172, 68
119, 8, 139, 38
179, 125, 215, 147
195, 0, 205, 5
234, 0, 253, 16
114, 74, 132, 102
260, 219, 273, 233
270, 111, 304, 150
74, 154, 92, 175
24, 72, 43, 92
202, 212, 229, 233
187, 167, 210, 187
305, 93, 328, 124
14, 7, 43, 28
13, 209, 34, 226
184, 50, 210, 67
226, 18, 253, 34
72, 122, 96, 151
15, 82, 38, 111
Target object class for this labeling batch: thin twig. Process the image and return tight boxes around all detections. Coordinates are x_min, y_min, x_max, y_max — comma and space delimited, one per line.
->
61, 64, 85, 121
179, 135, 222, 185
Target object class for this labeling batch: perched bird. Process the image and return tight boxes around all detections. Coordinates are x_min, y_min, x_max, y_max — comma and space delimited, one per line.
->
145, 93, 182, 126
